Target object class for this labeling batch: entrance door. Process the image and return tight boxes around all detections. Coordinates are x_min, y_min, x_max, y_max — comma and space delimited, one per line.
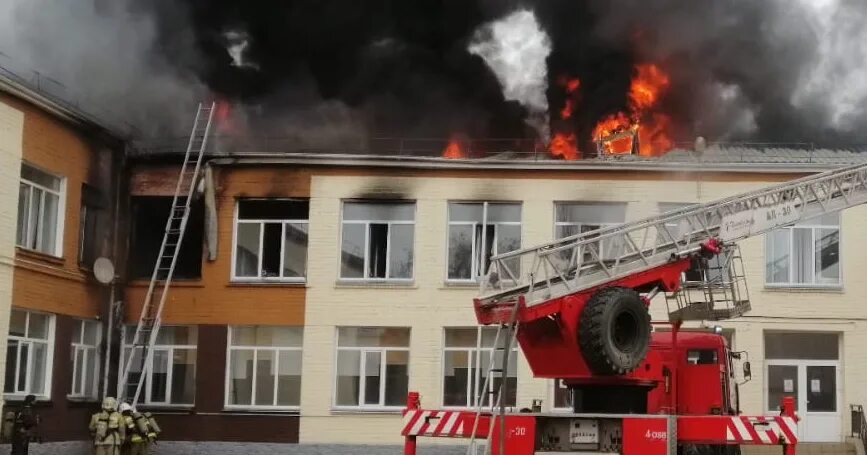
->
766, 361, 841, 442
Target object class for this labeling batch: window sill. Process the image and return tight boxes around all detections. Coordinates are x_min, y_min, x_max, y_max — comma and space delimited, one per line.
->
229, 280, 307, 288
330, 407, 403, 415
66, 395, 100, 403
335, 280, 416, 289
4, 394, 50, 404
442, 280, 480, 289
137, 404, 195, 412
763, 284, 844, 293
221, 407, 300, 415
15, 247, 64, 265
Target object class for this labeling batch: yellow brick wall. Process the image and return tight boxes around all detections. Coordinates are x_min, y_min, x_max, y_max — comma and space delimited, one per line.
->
0, 99, 24, 398
299, 172, 863, 444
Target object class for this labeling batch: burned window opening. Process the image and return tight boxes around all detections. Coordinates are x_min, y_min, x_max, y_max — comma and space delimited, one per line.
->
130, 196, 204, 280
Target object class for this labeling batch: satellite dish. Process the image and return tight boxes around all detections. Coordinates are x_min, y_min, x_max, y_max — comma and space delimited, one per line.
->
93, 257, 115, 285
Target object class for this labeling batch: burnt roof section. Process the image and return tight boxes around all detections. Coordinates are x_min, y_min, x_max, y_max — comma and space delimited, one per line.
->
130, 135, 867, 174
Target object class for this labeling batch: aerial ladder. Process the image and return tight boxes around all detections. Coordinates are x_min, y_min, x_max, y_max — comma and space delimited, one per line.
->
404, 160, 867, 455
117, 103, 215, 406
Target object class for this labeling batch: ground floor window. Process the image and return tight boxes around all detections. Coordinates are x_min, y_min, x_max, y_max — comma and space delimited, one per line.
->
5, 309, 54, 399
442, 327, 517, 408
334, 327, 410, 409
70, 319, 101, 399
226, 326, 303, 409
121, 326, 197, 405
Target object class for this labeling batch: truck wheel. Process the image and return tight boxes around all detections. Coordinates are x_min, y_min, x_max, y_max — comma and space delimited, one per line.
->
579, 287, 651, 375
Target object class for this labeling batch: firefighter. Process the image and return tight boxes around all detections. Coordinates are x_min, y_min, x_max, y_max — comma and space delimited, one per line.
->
119, 403, 148, 455
89, 396, 124, 455
141, 410, 160, 452
9, 394, 38, 455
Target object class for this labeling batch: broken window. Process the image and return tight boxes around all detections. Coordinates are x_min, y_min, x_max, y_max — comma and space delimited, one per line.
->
79, 184, 103, 267
447, 202, 521, 281
340, 202, 415, 280
233, 199, 309, 281
130, 196, 204, 280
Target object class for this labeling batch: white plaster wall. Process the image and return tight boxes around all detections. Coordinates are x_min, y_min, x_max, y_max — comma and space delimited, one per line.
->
299, 172, 867, 443
0, 100, 23, 399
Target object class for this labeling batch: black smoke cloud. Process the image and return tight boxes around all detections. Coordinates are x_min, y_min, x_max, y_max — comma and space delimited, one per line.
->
3, 0, 867, 150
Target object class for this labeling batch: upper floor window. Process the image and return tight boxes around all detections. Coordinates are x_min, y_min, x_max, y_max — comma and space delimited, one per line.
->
766, 213, 840, 287
5, 309, 54, 399
447, 202, 521, 282
226, 326, 303, 409
340, 202, 415, 281
130, 196, 203, 280
121, 326, 197, 405
334, 327, 409, 409
442, 327, 517, 408
17, 163, 64, 256
552, 379, 572, 411
70, 319, 101, 400
78, 184, 103, 268
554, 202, 627, 239
234, 199, 309, 281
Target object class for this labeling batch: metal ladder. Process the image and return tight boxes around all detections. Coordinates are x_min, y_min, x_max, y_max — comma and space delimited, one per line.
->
478, 160, 867, 312
118, 102, 216, 405
466, 302, 521, 455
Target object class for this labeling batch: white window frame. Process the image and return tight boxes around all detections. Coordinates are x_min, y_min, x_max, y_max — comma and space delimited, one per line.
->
441, 327, 518, 409
765, 214, 842, 288
333, 327, 410, 411
69, 319, 101, 400
5, 309, 55, 400
231, 199, 309, 283
119, 326, 197, 406
339, 201, 416, 282
224, 326, 303, 411
445, 201, 522, 283
550, 379, 573, 412
17, 163, 66, 257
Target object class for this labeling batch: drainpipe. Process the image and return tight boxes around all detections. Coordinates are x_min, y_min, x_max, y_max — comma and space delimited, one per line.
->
101, 145, 125, 399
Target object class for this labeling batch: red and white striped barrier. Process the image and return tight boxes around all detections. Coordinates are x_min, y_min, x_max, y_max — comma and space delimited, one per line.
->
725, 416, 798, 445
401, 409, 471, 437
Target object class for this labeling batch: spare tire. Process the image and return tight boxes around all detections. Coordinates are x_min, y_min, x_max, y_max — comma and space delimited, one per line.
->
579, 287, 651, 375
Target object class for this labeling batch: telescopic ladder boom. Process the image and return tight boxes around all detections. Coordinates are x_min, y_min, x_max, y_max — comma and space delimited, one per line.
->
478, 161, 867, 310
118, 103, 215, 405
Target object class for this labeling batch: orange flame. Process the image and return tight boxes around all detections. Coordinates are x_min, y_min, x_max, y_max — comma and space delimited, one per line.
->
549, 132, 579, 160
442, 139, 465, 159
559, 78, 581, 119
629, 64, 670, 113
593, 63, 673, 157
214, 100, 235, 133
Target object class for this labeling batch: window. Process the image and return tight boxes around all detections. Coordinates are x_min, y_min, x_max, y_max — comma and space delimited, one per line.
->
17, 163, 64, 256
766, 213, 840, 287
78, 184, 103, 267
335, 327, 409, 409
447, 202, 521, 281
233, 200, 309, 281
70, 319, 101, 399
442, 327, 517, 408
130, 197, 203, 280
552, 379, 572, 411
5, 309, 54, 398
121, 326, 196, 405
340, 202, 415, 280
686, 349, 718, 365
555, 202, 627, 262
227, 326, 302, 409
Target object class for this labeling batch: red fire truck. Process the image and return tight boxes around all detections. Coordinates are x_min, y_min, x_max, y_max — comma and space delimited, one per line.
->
403, 160, 867, 454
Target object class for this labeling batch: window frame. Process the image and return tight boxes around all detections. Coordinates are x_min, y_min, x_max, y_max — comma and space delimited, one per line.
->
17, 163, 66, 257
223, 326, 303, 411
764, 214, 842, 289
550, 379, 573, 412
445, 201, 522, 284
338, 201, 416, 283
332, 327, 411, 411
119, 326, 197, 407
4, 309, 55, 400
441, 327, 518, 410
231, 199, 310, 283
69, 319, 101, 400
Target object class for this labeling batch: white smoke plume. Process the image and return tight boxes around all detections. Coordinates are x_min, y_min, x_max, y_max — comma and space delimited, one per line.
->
469, 9, 551, 140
